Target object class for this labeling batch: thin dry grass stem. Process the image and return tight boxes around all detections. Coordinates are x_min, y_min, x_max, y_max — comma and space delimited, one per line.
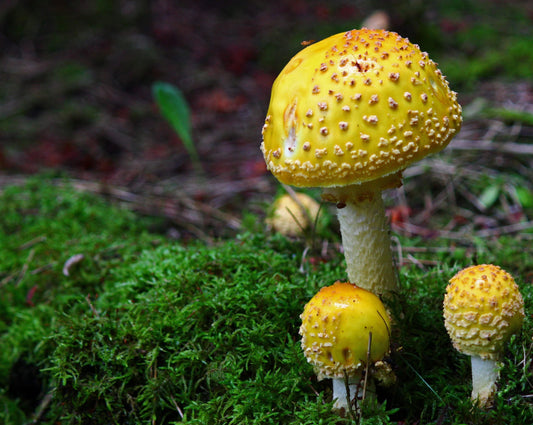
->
29, 389, 54, 424
391, 236, 403, 270
17, 235, 47, 250
169, 395, 184, 420
362, 331, 372, 402
308, 382, 321, 399
393, 220, 533, 240
282, 184, 311, 220
343, 370, 356, 420
281, 199, 308, 236
474, 220, 533, 238
405, 254, 429, 269
87, 181, 241, 228
450, 139, 533, 155
0, 274, 15, 288
30, 262, 56, 276
281, 183, 326, 253
74, 181, 221, 243
398, 245, 460, 253
62, 254, 85, 276
392, 237, 463, 268
15, 248, 34, 287
85, 294, 100, 318
455, 182, 488, 212
341, 331, 376, 422
298, 246, 310, 274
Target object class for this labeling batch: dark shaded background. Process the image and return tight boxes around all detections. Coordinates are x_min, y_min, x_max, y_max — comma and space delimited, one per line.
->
1, 0, 532, 238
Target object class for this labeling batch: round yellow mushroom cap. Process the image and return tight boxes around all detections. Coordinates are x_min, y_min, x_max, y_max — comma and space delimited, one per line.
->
443, 264, 525, 360
261, 28, 462, 187
266, 192, 320, 237
299, 281, 391, 380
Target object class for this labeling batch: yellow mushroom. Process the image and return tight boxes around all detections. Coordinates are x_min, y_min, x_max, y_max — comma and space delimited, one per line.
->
266, 192, 320, 237
261, 29, 462, 295
299, 281, 391, 415
443, 264, 525, 408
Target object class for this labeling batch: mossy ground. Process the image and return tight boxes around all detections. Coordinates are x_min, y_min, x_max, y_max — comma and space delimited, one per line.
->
1, 178, 532, 424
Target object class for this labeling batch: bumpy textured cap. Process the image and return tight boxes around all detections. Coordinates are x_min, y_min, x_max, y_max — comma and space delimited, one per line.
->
443, 264, 524, 360
299, 281, 390, 380
261, 29, 462, 187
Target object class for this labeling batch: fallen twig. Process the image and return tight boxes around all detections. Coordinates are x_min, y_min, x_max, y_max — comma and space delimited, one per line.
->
63, 254, 85, 276
16, 249, 35, 287
448, 138, 533, 155
392, 220, 533, 240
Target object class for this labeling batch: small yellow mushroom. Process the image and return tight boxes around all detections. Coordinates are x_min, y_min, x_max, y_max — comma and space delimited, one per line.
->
300, 281, 391, 415
443, 264, 525, 408
266, 192, 320, 237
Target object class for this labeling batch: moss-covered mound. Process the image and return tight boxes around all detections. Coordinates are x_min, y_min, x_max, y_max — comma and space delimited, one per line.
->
1, 179, 531, 424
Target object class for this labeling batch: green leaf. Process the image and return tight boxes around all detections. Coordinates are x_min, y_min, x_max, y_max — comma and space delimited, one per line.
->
152, 82, 203, 173
515, 186, 533, 209
478, 185, 500, 210
152, 81, 192, 144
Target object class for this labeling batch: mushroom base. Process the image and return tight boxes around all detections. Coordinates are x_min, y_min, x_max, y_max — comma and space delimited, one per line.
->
332, 375, 359, 415
332, 374, 376, 418
471, 355, 499, 408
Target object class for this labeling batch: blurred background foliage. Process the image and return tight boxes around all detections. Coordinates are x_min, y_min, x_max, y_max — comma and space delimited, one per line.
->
1, 0, 532, 184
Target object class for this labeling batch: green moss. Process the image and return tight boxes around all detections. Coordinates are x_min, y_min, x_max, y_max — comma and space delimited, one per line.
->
1, 178, 532, 424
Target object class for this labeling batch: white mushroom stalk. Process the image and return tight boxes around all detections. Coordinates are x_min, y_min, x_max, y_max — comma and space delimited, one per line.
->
322, 176, 400, 294
332, 373, 362, 413
470, 355, 500, 406
336, 196, 394, 293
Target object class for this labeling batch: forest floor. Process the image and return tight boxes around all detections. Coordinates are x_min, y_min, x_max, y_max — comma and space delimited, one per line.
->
0, 0, 532, 240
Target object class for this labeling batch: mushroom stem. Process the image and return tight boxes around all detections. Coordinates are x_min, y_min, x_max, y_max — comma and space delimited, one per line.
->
332, 374, 377, 417
332, 374, 363, 416
323, 176, 400, 295
470, 355, 499, 408
324, 184, 396, 295
336, 195, 395, 294
332, 376, 359, 414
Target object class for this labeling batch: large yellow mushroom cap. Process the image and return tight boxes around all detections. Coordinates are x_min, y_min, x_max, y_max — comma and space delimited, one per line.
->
261, 28, 462, 187
443, 264, 525, 360
299, 281, 391, 380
